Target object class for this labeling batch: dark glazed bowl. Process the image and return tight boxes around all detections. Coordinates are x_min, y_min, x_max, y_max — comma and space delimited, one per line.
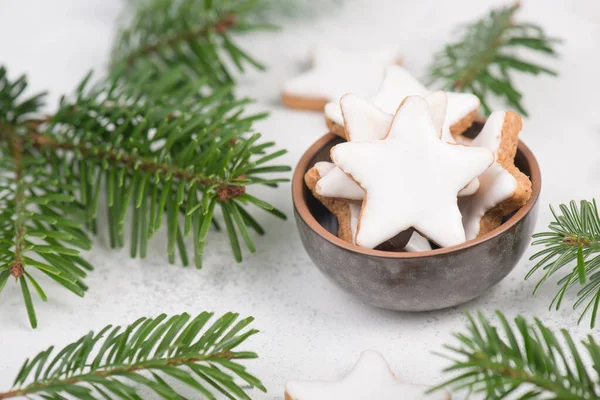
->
292, 123, 541, 311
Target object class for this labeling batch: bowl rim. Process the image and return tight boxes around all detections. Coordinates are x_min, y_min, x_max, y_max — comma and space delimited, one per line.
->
292, 132, 542, 259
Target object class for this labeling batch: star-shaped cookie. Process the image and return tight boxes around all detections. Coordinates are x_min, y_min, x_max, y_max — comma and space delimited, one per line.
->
318, 93, 478, 204
331, 96, 494, 248
459, 111, 532, 240
282, 46, 399, 111
317, 92, 446, 201
324, 65, 480, 139
285, 350, 450, 400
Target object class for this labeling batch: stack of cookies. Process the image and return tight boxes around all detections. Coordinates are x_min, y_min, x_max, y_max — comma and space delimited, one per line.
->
291, 65, 532, 252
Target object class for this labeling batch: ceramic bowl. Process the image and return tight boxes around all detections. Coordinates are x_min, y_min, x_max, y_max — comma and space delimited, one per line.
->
292, 122, 541, 311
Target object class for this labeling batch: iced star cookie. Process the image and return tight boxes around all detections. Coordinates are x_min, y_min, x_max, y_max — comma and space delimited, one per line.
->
304, 161, 359, 243
285, 350, 450, 400
324, 65, 480, 139
282, 46, 400, 111
459, 111, 532, 240
331, 95, 494, 248
318, 93, 478, 203
317, 92, 445, 201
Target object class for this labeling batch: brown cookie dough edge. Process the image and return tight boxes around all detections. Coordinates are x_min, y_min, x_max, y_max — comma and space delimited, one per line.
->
325, 117, 347, 140
282, 93, 329, 111
477, 111, 532, 237
304, 167, 354, 243
450, 108, 478, 137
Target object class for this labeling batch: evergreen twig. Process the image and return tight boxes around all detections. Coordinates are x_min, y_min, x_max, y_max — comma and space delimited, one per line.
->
426, 2, 561, 116
0, 68, 92, 329
526, 199, 600, 328
431, 311, 600, 399
111, 0, 274, 90
0, 311, 265, 400
0, 64, 289, 328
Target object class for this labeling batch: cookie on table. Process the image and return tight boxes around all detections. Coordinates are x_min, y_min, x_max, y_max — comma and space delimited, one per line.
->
285, 350, 451, 400
331, 95, 493, 248
304, 161, 359, 243
459, 111, 532, 239
282, 46, 400, 111
324, 65, 480, 139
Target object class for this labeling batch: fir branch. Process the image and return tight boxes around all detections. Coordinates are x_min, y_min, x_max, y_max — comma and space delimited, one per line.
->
526, 199, 600, 328
111, 0, 273, 90
431, 311, 600, 399
0, 311, 266, 400
0, 69, 92, 328
0, 65, 289, 327
124, 14, 238, 67
426, 2, 561, 116
45, 69, 289, 267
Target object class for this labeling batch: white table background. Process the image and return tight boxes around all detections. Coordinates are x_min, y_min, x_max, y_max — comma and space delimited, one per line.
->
1, 0, 600, 398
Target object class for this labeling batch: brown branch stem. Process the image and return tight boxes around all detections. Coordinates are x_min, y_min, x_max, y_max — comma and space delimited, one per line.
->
7, 131, 26, 278
0, 125, 246, 200
28, 130, 244, 197
0, 351, 234, 399
563, 234, 600, 249
126, 14, 237, 66
28, 131, 219, 186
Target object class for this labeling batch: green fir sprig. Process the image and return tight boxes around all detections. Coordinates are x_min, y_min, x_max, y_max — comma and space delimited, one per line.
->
432, 311, 600, 399
526, 200, 600, 328
0, 0, 295, 329
0, 311, 265, 400
0, 64, 288, 328
426, 2, 561, 116
112, 0, 274, 91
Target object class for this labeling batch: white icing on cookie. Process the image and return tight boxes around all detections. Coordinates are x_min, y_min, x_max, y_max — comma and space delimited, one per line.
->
317, 166, 364, 201
318, 92, 446, 201
341, 94, 394, 142
454, 135, 473, 146
435, 103, 478, 197
458, 177, 480, 196
285, 350, 449, 400
423, 91, 447, 138
405, 232, 433, 252
319, 93, 475, 202
459, 111, 518, 240
283, 47, 399, 103
444, 132, 480, 196
313, 161, 336, 177
331, 96, 493, 249
325, 65, 480, 137
445, 92, 479, 127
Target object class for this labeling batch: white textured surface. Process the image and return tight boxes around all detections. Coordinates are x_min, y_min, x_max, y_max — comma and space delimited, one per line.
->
285, 350, 449, 400
1, 0, 600, 399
